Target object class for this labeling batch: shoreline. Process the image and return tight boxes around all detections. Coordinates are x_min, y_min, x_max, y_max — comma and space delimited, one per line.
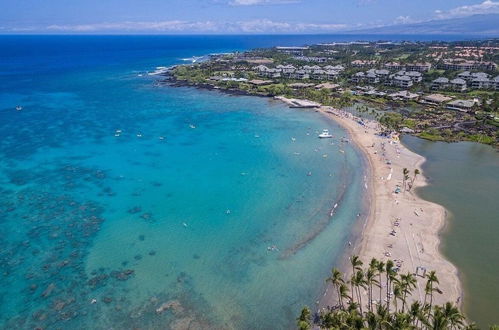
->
159, 80, 464, 315
313, 103, 462, 312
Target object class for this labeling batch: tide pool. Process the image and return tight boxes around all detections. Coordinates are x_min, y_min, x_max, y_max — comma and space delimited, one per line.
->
0, 36, 367, 329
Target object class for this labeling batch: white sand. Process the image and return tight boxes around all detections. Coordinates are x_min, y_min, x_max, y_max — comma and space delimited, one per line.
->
316, 106, 462, 310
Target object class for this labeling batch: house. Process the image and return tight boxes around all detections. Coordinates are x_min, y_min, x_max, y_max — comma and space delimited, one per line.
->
494, 76, 499, 90
449, 78, 467, 92
420, 94, 453, 106
431, 77, 449, 90
446, 99, 479, 112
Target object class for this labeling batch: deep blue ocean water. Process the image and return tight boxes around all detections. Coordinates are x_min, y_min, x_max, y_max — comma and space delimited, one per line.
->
0, 34, 466, 329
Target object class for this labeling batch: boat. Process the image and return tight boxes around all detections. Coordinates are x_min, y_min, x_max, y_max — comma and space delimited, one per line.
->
318, 129, 333, 138
15, 106, 23, 111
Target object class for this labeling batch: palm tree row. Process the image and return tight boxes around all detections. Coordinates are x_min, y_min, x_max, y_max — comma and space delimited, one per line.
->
297, 256, 487, 329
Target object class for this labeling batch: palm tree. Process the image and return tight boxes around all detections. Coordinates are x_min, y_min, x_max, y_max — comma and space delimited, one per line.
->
350, 255, 363, 303
425, 271, 441, 313
409, 301, 425, 328
366, 266, 379, 313
441, 302, 465, 329
300, 258, 485, 330
351, 270, 367, 314
402, 168, 410, 191
326, 268, 345, 309
338, 283, 350, 310
400, 272, 417, 312
392, 281, 403, 312
376, 260, 386, 305
385, 260, 395, 312
429, 305, 450, 330
409, 168, 420, 191
297, 307, 312, 330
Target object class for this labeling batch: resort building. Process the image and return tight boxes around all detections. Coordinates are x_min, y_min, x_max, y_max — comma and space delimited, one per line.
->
351, 59, 377, 68
290, 70, 309, 80
449, 78, 467, 92
315, 83, 340, 90
275, 46, 309, 55
384, 62, 405, 71
388, 74, 414, 88
388, 91, 419, 100
351, 72, 365, 83
324, 65, 345, 71
439, 59, 497, 71
471, 76, 492, 89
431, 77, 449, 90
446, 99, 479, 112
294, 56, 328, 63
457, 71, 489, 82
396, 70, 423, 82
277, 64, 297, 74
420, 94, 453, 106
365, 71, 380, 84
405, 62, 432, 72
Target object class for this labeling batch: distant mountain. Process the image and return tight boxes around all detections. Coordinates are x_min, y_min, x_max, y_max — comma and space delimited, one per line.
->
347, 14, 499, 36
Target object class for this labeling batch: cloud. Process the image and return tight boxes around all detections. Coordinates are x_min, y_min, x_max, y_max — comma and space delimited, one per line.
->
45, 21, 219, 32
234, 19, 346, 32
229, 0, 299, 5
393, 16, 423, 25
5, 19, 348, 34
435, 0, 499, 19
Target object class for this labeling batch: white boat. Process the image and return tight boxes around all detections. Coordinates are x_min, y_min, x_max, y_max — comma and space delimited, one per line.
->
15, 106, 23, 111
318, 129, 333, 138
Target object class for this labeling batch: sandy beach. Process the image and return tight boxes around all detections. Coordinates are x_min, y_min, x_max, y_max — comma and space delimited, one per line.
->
311, 104, 462, 311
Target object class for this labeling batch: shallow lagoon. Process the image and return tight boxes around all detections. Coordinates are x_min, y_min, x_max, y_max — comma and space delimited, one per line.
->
402, 136, 499, 328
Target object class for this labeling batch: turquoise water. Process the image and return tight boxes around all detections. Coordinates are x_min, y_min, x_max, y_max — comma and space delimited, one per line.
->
402, 136, 499, 328
0, 36, 367, 329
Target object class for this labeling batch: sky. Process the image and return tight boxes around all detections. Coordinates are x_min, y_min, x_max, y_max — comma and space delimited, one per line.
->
0, 0, 498, 34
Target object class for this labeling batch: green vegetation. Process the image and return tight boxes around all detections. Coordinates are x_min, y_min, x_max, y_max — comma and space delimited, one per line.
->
167, 40, 499, 147
298, 257, 496, 330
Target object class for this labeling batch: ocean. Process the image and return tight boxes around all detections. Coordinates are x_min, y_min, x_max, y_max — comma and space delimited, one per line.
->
0, 34, 493, 329
0, 35, 371, 329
